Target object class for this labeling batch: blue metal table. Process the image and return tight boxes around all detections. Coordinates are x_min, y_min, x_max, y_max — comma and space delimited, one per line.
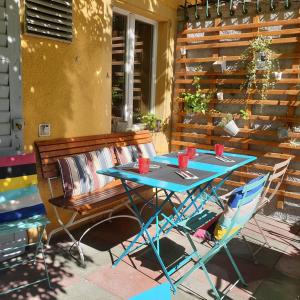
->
97, 150, 256, 292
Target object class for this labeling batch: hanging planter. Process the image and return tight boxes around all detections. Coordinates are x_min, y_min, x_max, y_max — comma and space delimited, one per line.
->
213, 60, 226, 73
240, 36, 280, 100
274, 71, 282, 80
180, 47, 187, 57
218, 114, 240, 136
217, 91, 223, 100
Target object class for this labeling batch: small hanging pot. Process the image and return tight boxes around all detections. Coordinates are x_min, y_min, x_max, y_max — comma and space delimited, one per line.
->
274, 72, 282, 80
217, 91, 223, 100
224, 120, 240, 136
259, 51, 266, 62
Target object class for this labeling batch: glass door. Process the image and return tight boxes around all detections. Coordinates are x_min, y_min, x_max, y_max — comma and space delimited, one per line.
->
111, 9, 157, 131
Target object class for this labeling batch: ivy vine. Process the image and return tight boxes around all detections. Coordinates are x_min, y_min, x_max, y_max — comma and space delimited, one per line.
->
239, 36, 279, 100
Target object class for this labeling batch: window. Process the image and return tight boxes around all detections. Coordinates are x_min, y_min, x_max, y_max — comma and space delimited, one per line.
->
112, 8, 157, 130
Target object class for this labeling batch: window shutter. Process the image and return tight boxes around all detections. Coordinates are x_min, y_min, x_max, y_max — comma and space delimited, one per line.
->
0, 0, 22, 156
24, 0, 73, 42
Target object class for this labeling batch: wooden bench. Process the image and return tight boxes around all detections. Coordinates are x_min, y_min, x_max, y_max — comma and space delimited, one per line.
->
35, 130, 154, 265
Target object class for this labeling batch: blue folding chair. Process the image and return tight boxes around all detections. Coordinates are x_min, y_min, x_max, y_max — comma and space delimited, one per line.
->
0, 153, 51, 295
172, 174, 269, 299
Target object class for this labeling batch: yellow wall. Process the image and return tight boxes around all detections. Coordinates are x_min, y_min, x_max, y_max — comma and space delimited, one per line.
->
20, 0, 177, 231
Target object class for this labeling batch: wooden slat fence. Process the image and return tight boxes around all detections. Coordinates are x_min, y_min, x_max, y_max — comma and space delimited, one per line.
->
172, 2, 300, 207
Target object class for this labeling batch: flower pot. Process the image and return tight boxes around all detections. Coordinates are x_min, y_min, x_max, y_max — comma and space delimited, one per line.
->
213, 61, 226, 73
224, 120, 239, 136
259, 51, 266, 62
180, 47, 187, 56
217, 92, 223, 100
274, 72, 282, 80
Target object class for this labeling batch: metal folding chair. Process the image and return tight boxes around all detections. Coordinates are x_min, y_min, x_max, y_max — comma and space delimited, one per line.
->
172, 174, 268, 299
244, 157, 291, 262
0, 216, 51, 295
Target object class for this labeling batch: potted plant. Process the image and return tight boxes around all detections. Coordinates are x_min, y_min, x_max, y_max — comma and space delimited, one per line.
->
141, 113, 162, 132
240, 36, 279, 100
218, 113, 240, 136
239, 109, 250, 120
181, 75, 213, 115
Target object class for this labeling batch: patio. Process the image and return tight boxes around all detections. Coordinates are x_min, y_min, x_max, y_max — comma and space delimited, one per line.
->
0, 201, 299, 300
1, 0, 300, 299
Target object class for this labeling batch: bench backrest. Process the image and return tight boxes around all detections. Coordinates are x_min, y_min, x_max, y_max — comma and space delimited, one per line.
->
35, 130, 152, 180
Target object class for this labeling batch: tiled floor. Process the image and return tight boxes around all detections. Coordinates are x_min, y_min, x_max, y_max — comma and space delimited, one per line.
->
0, 202, 299, 300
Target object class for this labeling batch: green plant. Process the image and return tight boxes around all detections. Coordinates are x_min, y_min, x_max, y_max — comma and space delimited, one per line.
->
240, 36, 279, 100
239, 109, 250, 120
141, 113, 162, 131
181, 74, 213, 114
217, 113, 234, 128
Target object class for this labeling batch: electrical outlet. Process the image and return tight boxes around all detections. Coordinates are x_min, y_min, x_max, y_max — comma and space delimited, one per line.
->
39, 124, 51, 137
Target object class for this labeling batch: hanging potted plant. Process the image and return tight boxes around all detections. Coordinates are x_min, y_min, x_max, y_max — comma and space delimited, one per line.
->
240, 36, 279, 100
218, 113, 240, 136
181, 75, 213, 115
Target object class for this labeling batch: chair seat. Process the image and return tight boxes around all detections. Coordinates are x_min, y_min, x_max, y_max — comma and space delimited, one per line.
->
49, 182, 150, 215
176, 209, 218, 232
0, 215, 50, 236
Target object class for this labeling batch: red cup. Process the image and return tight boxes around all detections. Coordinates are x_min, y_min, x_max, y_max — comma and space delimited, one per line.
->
214, 144, 224, 157
178, 154, 189, 170
186, 147, 196, 159
138, 157, 150, 174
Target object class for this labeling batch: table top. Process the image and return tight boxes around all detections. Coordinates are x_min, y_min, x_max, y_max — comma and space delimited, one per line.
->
154, 149, 257, 172
97, 150, 257, 193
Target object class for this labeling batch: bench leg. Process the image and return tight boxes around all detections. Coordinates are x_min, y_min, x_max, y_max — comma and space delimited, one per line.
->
47, 207, 77, 246
47, 207, 85, 266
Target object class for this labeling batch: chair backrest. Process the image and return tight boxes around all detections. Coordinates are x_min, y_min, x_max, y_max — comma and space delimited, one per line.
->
260, 157, 291, 206
35, 130, 152, 180
0, 153, 46, 223
220, 174, 269, 243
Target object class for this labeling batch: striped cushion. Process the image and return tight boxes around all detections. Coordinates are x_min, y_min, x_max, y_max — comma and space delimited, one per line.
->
137, 142, 157, 159
0, 153, 46, 223
115, 145, 139, 165
58, 147, 115, 197
214, 176, 264, 240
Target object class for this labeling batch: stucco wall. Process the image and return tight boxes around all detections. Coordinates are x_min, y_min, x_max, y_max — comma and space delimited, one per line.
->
19, 0, 177, 231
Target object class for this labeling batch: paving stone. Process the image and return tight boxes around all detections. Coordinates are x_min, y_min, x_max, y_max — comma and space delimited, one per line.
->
253, 271, 300, 300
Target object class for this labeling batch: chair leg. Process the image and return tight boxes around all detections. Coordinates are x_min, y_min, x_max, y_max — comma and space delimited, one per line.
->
201, 262, 222, 300
223, 244, 247, 287
39, 227, 52, 289
185, 233, 222, 299
253, 215, 272, 251
240, 232, 258, 264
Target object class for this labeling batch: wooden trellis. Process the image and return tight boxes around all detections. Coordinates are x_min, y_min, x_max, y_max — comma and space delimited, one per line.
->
172, 3, 300, 207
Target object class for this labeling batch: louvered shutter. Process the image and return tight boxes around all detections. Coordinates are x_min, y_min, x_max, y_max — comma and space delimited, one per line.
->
25, 0, 72, 42
0, 0, 22, 156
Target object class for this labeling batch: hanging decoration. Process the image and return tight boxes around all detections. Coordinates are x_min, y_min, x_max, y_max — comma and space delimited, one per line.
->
256, 0, 262, 13
242, 0, 248, 15
216, 0, 222, 17
206, 0, 211, 19
270, 0, 275, 11
285, 0, 291, 9
195, 0, 199, 20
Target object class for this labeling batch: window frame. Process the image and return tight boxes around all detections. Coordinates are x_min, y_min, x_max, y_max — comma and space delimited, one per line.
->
112, 7, 158, 128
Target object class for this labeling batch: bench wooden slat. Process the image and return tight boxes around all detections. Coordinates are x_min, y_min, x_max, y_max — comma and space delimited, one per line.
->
39, 137, 152, 160
37, 133, 152, 154
35, 130, 152, 179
